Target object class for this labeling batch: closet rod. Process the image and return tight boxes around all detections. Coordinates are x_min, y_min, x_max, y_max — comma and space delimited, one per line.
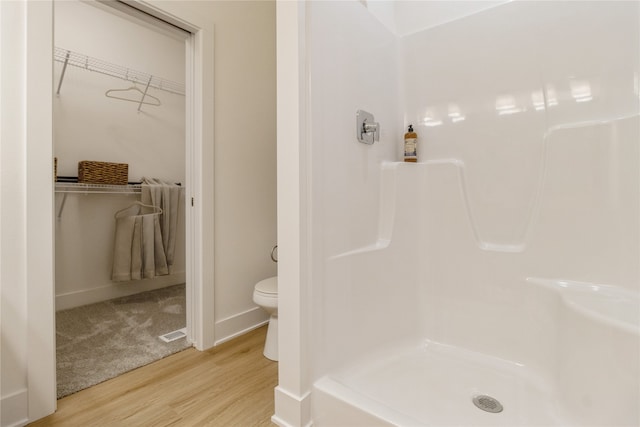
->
54, 47, 185, 96
55, 181, 182, 218
55, 182, 143, 194
55, 182, 142, 219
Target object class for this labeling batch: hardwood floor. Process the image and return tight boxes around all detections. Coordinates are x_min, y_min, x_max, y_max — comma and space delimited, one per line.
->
30, 326, 278, 427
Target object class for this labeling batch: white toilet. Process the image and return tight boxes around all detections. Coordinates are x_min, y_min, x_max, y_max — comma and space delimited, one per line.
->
253, 276, 278, 361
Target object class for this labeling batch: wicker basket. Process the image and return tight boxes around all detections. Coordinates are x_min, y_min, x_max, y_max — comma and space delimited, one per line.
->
78, 161, 128, 185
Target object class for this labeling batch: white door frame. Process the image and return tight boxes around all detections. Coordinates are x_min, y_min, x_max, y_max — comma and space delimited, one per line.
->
26, 0, 216, 420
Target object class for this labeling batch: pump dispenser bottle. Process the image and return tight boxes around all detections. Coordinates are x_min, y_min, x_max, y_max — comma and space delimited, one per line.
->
404, 124, 417, 162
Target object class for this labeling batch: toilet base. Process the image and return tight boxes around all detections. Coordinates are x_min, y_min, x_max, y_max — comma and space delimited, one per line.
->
263, 315, 278, 361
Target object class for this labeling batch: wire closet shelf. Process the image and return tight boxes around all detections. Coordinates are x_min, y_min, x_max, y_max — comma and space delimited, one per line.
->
54, 46, 185, 96
55, 182, 143, 219
55, 182, 142, 195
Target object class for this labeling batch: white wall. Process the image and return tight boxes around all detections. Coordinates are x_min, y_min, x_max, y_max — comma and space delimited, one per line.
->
54, 0, 187, 309
204, 0, 277, 342
274, 2, 312, 425
1, 2, 29, 424
1, 1, 55, 425
148, 0, 278, 343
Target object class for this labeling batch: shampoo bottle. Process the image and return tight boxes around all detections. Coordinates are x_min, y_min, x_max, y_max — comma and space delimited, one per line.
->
404, 124, 417, 162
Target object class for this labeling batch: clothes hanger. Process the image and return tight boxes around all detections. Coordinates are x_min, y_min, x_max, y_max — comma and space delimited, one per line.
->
114, 201, 163, 218
105, 84, 161, 106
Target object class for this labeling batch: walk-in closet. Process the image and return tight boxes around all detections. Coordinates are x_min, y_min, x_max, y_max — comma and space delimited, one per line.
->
53, 0, 190, 398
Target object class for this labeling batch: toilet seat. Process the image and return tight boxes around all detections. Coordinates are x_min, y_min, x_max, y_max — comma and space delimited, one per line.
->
255, 276, 277, 295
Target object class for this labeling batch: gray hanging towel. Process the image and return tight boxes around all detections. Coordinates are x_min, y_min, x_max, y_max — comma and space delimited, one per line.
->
112, 202, 168, 282
140, 177, 183, 273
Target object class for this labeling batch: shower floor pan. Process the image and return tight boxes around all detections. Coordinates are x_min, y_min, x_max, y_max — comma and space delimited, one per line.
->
314, 341, 571, 426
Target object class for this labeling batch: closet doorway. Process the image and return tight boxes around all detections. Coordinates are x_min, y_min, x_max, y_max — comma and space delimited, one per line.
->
53, 0, 192, 398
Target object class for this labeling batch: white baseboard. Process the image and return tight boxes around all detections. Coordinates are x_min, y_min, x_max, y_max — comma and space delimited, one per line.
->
55, 271, 186, 310
1, 388, 28, 427
273, 386, 312, 427
214, 306, 269, 346
271, 415, 313, 427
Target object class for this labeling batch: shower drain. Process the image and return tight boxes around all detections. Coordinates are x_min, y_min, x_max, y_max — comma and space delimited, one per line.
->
472, 394, 503, 413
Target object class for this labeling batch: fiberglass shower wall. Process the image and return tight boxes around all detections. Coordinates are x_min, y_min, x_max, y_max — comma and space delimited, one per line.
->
400, 0, 638, 286
54, 0, 187, 310
307, 1, 408, 377
309, 0, 639, 379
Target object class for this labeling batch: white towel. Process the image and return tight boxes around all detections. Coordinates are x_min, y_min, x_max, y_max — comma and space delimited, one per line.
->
141, 178, 183, 273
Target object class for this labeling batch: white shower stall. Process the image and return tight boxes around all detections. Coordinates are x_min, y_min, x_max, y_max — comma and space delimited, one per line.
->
276, 1, 639, 425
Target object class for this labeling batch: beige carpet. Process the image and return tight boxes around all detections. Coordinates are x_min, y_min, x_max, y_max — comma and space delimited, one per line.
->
56, 284, 191, 399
